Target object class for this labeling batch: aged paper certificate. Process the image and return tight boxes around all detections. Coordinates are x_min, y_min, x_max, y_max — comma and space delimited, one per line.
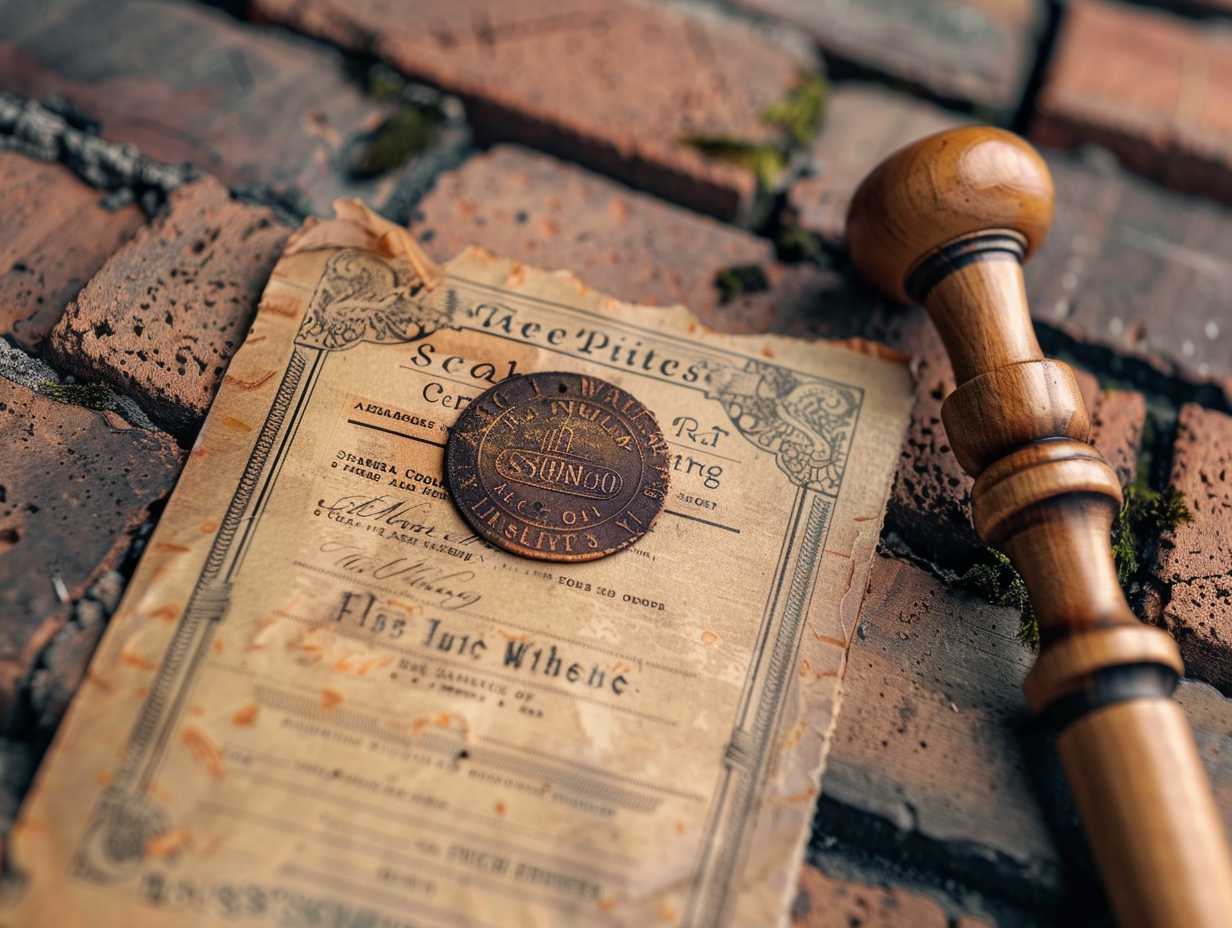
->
8, 204, 912, 927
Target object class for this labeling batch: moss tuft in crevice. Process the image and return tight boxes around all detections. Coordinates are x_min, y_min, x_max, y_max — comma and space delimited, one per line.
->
714, 264, 770, 304
958, 549, 1037, 648
36, 379, 112, 410
683, 71, 827, 194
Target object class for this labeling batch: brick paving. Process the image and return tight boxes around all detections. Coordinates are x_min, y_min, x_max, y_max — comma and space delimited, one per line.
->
0, 376, 182, 730
3, 0, 1232, 922
251, 0, 815, 221
48, 176, 290, 438
0, 152, 143, 351
1034, 0, 1232, 207
731, 0, 1043, 115
0, 0, 466, 217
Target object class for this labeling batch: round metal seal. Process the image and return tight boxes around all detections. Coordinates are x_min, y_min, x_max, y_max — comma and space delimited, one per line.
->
445, 372, 669, 562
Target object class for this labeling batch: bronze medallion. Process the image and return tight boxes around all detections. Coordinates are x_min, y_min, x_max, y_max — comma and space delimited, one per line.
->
445, 372, 669, 561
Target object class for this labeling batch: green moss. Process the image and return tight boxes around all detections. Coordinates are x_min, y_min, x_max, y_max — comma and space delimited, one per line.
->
958, 549, 1038, 648
37, 379, 111, 410
775, 223, 827, 264
962, 481, 1191, 651
714, 264, 770, 304
683, 72, 827, 191
348, 106, 443, 180
762, 73, 828, 146
1112, 483, 1191, 587
682, 137, 787, 189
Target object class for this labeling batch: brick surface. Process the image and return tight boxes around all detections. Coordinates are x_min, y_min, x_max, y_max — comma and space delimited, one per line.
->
792, 864, 980, 927
1033, 0, 1232, 207
0, 153, 143, 351
0, 0, 453, 216
821, 555, 1232, 914
732, 0, 1042, 114
48, 177, 289, 439
411, 145, 828, 333
1156, 404, 1232, 692
251, 0, 814, 221
0, 378, 182, 729
787, 84, 967, 245
1026, 154, 1232, 403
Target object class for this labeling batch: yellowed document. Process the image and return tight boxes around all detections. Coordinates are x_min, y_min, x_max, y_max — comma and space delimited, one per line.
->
8, 204, 912, 927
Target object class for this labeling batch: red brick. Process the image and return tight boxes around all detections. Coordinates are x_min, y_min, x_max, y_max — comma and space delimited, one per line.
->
0, 153, 143, 351
732, 0, 1042, 114
1026, 154, 1232, 403
1156, 404, 1232, 692
1033, 0, 1232, 207
252, 0, 814, 221
822, 555, 1232, 910
411, 145, 828, 333
0, 377, 182, 729
791, 864, 979, 927
48, 177, 289, 439
787, 85, 967, 245
0, 0, 449, 215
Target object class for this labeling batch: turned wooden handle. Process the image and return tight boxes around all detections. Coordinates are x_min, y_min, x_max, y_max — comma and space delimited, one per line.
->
846, 126, 1232, 928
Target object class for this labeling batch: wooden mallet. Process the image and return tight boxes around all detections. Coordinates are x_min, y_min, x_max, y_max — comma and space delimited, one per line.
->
845, 127, 1232, 927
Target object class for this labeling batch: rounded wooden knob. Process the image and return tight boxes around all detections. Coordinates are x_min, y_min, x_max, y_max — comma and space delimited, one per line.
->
845, 126, 1054, 303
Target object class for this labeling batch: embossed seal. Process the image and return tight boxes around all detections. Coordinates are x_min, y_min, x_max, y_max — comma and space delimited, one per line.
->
445, 372, 669, 561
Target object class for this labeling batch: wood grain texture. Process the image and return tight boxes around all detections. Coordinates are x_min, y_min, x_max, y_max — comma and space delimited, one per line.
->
846, 126, 1232, 927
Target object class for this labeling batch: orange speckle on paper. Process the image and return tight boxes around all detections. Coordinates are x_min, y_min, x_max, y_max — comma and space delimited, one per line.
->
145, 828, 192, 859
333, 658, 353, 673
434, 712, 451, 728
222, 416, 252, 433
701, 630, 719, 645
411, 717, 429, 735
610, 661, 631, 676
321, 688, 344, 709
199, 520, 219, 533
122, 651, 159, 671
135, 687, 150, 699
497, 630, 529, 642
597, 898, 617, 912
146, 604, 180, 622
798, 659, 811, 677
153, 543, 191, 555
495, 801, 507, 816
181, 726, 225, 780
212, 638, 225, 654
86, 671, 114, 692
760, 345, 776, 359
260, 295, 299, 318
675, 821, 686, 835
97, 771, 112, 786
784, 787, 818, 804
687, 322, 698, 334
658, 901, 677, 922
231, 704, 259, 727
188, 705, 205, 717
813, 632, 846, 648
223, 370, 276, 391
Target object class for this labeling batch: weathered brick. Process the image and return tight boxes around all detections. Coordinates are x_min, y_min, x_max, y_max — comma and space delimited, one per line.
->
0, 152, 143, 351
791, 864, 982, 927
732, 0, 1042, 114
411, 145, 828, 333
1027, 153, 1232, 405
1156, 404, 1232, 692
251, 0, 814, 221
820, 556, 1232, 914
787, 84, 967, 245
0, 0, 459, 216
1033, 0, 1232, 207
0, 377, 182, 729
48, 177, 289, 439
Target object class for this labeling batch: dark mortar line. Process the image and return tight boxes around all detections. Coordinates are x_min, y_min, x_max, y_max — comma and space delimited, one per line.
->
1010, 0, 1065, 136
1035, 321, 1231, 415
808, 791, 1114, 927
1104, 0, 1232, 22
